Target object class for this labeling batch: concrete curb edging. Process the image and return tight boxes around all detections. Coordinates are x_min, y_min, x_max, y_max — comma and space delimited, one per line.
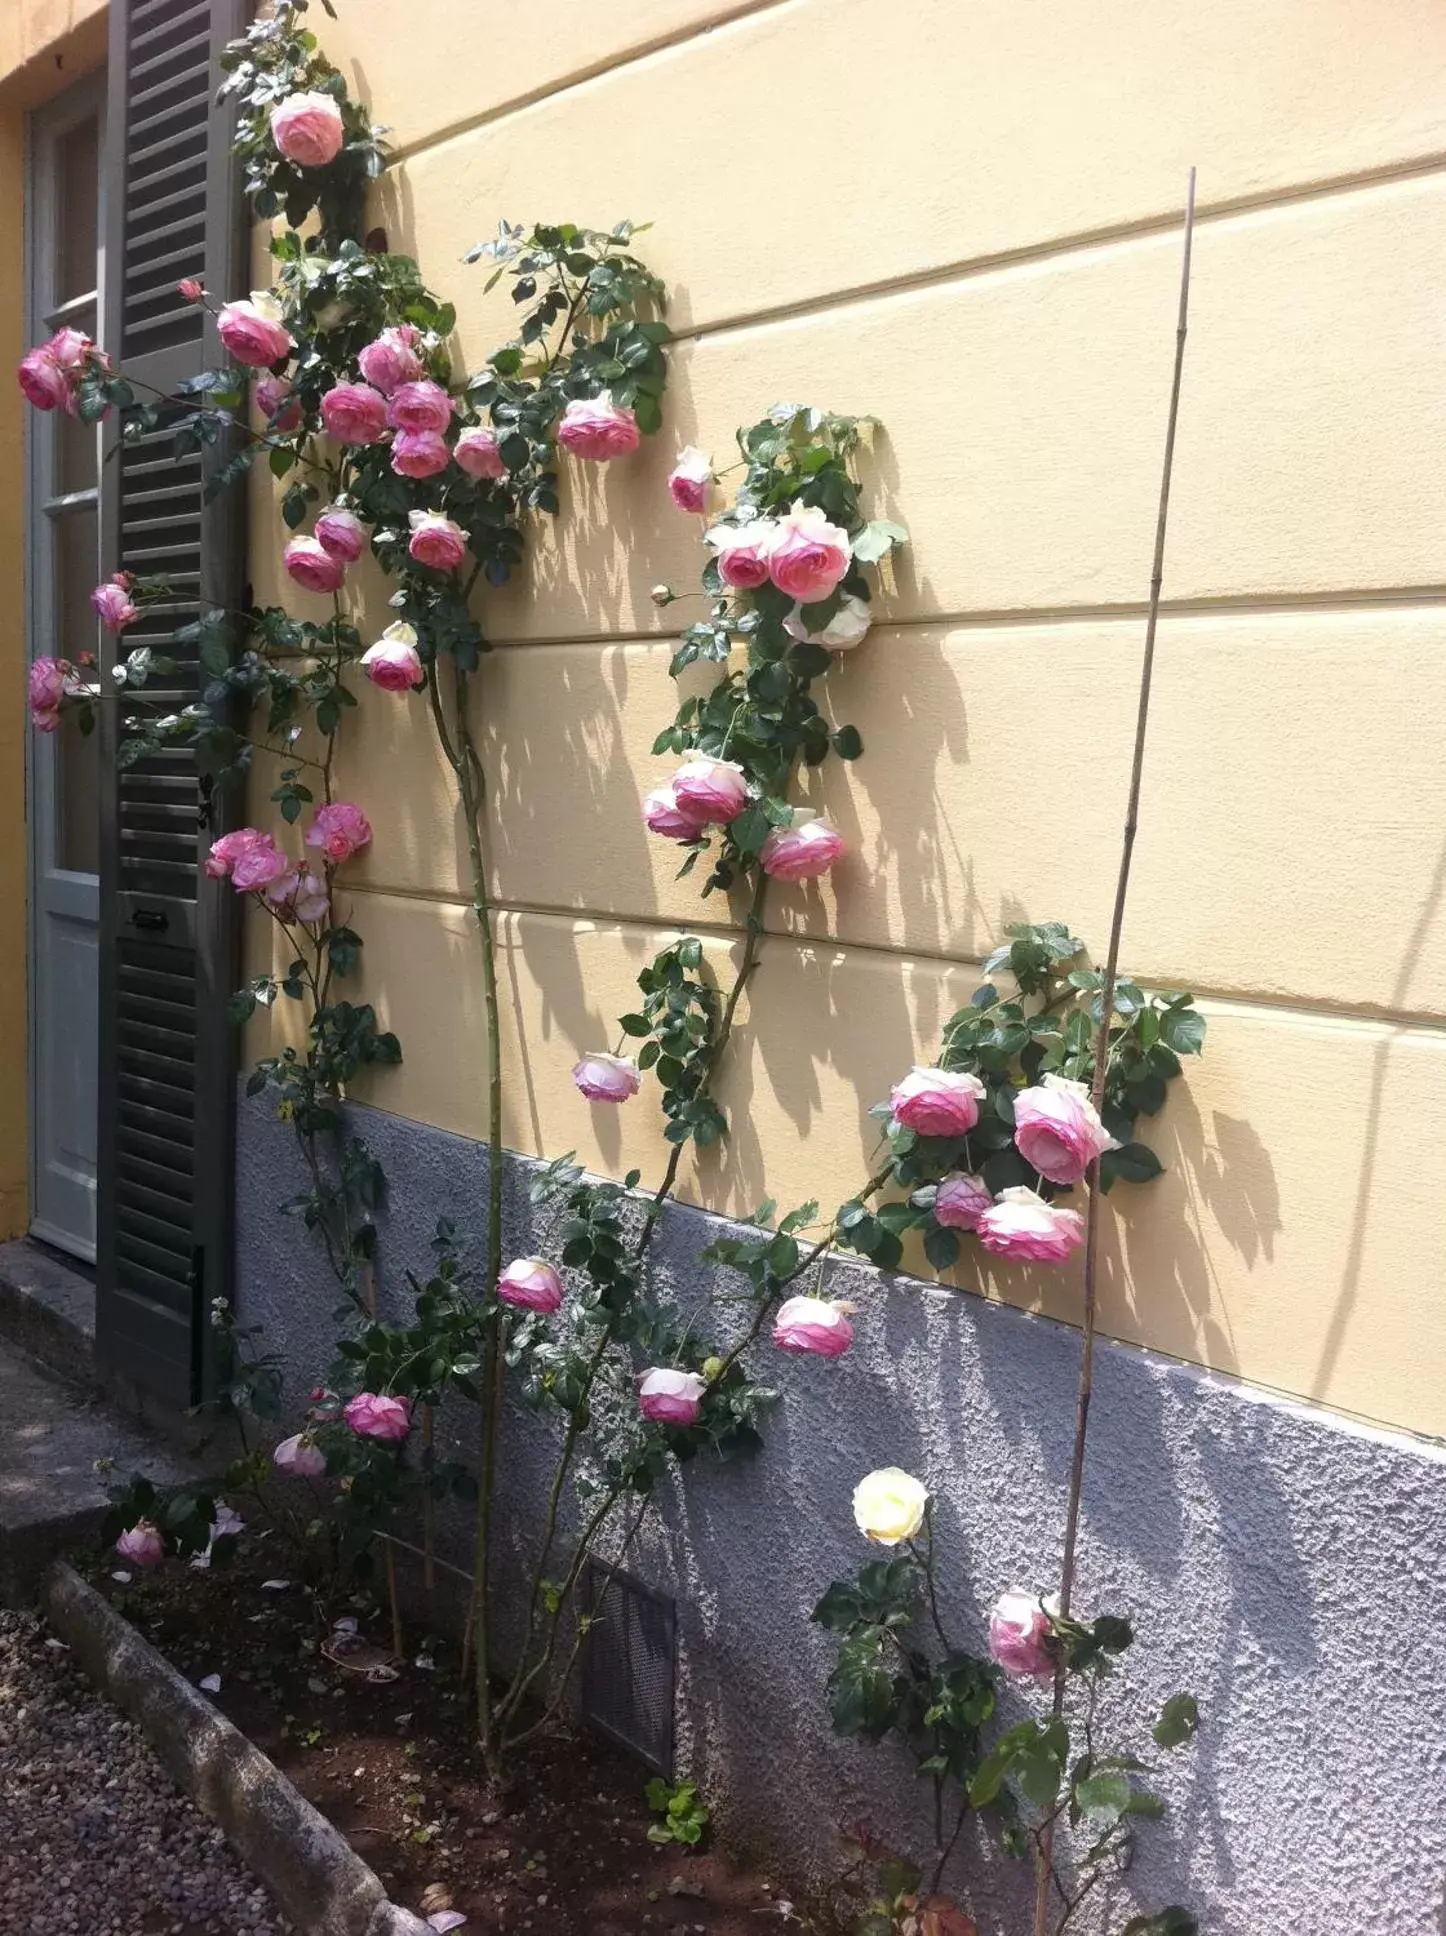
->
41, 1561, 430, 1936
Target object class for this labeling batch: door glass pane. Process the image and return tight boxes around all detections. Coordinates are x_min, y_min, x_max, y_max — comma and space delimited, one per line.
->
57, 114, 99, 305
53, 504, 100, 874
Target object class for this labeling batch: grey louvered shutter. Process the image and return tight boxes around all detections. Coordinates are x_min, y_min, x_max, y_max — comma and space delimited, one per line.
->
96, 0, 247, 1405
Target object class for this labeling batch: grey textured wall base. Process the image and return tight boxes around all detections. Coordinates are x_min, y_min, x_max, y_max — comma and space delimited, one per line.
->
237, 1098, 1446, 1936
42, 1562, 430, 1936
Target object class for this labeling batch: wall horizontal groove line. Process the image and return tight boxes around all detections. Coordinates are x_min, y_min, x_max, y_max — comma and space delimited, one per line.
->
245, 894, 1446, 1437
382, 0, 795, 164
331, 882, 1446, 1040
299, 607, 1446, 1019
372, 0, 1446, 342
254, 170, 1446, 644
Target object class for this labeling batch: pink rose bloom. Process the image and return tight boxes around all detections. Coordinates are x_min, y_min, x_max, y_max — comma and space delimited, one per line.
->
230, 834, 292, 894
91, 575, 138, 632
47, 326, 91, 374
934, 1173, 994, 1232
272, 1432, 326, 1478
759, 808, 845, 883
357, 324, 423, 395
572, 1052, 640, 1103
284, 535, 346, 596
28, 656, 68, 732
205, 828, 276, 883
387, 379, 453, 436
314, 506, 367, 563
638, 1368, 706, 1427
217, 295, 295, 368
391, 430, 450, 478
115, 1520, 165, 1569
17, 344, 70, 411
672, 757, 748, 826
642, 783, 703, 842
705, 520, 777, 591
454, 425, 507, 480
306, 801, 372, 866
408, 509, 467, 572
773, 1295, 853, 1358
976, 1187, 1085, 1265
890, 1066, 986, 1139
320, 381, 389, 446
361, 621, 424, 693
1012, 1074, 1119, 1185
255, 374, 304, 432
264, 867, 329, 926
270, 90, 345, 168
497, 1257, 565, 1315
989, 1589, 1056, 1680
557, 393, 640, 462
343, 1391, 413, 1442
177, 277, 205, 304
668, 446, 711, 513
768, 501, 852, 603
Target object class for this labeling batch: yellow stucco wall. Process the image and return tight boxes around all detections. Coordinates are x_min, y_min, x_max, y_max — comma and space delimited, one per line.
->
0, 0, 106, 1239
237, 0, 1446, 1436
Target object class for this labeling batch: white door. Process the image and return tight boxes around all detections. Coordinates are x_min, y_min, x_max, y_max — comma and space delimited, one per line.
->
27, 77, 105, 1260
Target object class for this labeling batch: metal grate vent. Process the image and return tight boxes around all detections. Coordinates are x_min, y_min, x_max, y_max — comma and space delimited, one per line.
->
580, 1560, 677, 1775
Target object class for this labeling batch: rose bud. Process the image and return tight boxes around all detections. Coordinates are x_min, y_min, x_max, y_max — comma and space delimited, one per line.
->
90, 575, 138, 633
783, 593, 872, 651
270, 90, 346, 168
454, 425, 507, 479
672, 757, 748, 827
115, 1519, 165, 1569
390, 429, 450, 477
704, 519, 777, 591
759, 808, 845, 883
1012, 1074, 1118, 1185
557, 393, 640, 462
272, 1433, 327, 1478
344, 1391, 414, 1442
988, 1589, 1056, 1679
314, 506, 367, 563
283, 534, 346, 596
852, 1467, 928, 1546
638, 1368, 706, 1426
667, 446, 712, 513
642, 783, 704, 842
386, 378, 453, 435
975, 1187, 1085, 1265
772, 1295, 853, 1358
933, 1173, 994, 1231
890, 1066, 986, 1138
305, 801, 372, 865
650, 584, 674, 607
319, 380, 389, 446
497, 1257, 565, 1315
407, 508, 467, 572
572, 1051, 641, 1103
254, 374, 304, 432
177, 277, 205, 303
357, 324, 423, 396
217, 293, 295, 368
361, 620, 424, 693
767, 501, 852, 603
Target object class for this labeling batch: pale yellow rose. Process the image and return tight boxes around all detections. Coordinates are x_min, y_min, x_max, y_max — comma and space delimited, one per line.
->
852, 1467, 929, 1545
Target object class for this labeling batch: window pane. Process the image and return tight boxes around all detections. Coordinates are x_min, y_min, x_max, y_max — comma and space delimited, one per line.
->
57, 114, 99, 306
53, 504, 100, 874
55, 319, 99, 493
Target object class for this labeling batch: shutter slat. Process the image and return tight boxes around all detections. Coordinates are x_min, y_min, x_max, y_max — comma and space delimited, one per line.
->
97, 0, 246, 1406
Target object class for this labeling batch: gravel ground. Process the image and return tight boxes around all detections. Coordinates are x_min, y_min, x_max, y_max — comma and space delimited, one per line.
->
0, 1608, 291, 1934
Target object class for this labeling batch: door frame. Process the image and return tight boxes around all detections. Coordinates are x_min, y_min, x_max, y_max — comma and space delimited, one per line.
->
25, 70, 107, 1260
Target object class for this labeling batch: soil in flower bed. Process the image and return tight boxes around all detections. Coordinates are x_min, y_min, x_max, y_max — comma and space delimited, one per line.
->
87, 1548, 844, 1935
